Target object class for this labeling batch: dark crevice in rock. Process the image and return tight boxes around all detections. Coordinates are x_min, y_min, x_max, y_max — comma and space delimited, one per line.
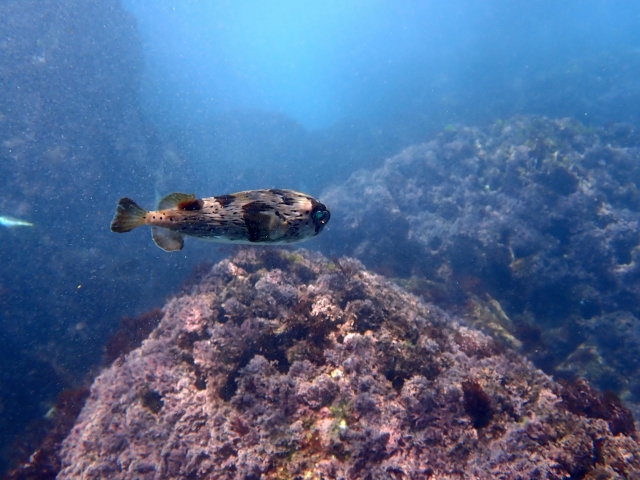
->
140, 387, 163, 414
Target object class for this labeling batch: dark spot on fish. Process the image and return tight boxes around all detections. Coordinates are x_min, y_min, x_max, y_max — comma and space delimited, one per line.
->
242, 201, 272, 215
268, 188, 296, 206
243, 202, 273, 242
178, 198, 204, 211
275, 211, 281, 217
215, 195, 235, 207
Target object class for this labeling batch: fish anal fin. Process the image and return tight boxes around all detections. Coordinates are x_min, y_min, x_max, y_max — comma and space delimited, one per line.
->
158, 192, 195, 210
151, 226, 184, 252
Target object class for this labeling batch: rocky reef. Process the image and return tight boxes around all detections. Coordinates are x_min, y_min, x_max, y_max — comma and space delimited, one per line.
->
58, 249, 639, 479
320, 116, 640, 410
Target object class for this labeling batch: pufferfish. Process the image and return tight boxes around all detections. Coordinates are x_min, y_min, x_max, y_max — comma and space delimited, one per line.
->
110, 189, 331, 252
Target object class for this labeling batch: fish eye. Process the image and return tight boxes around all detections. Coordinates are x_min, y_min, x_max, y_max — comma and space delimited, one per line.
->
313, 210, 330, 224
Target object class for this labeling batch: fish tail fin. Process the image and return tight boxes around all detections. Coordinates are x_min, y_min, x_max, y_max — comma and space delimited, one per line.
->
111, 198, 148, 233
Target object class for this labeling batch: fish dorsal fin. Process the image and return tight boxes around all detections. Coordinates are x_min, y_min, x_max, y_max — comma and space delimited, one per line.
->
158, 192, 196, 210
151, 227, 184, 251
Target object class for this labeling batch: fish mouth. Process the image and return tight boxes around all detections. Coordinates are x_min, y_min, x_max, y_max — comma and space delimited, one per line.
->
311, 203, 331, 234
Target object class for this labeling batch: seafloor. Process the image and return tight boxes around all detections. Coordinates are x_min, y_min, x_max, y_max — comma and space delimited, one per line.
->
51, 249, 639, 479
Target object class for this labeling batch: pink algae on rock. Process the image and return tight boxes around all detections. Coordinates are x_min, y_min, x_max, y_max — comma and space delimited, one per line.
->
58, 249, 640, 479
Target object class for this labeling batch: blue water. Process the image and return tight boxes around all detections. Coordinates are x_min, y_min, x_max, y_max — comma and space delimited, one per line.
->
2, 0, 640, 474
124, 0, 640, 131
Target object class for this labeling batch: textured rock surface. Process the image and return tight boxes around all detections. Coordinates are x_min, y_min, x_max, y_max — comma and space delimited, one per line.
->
59, 249, 639, 479
319, 116, 640, 406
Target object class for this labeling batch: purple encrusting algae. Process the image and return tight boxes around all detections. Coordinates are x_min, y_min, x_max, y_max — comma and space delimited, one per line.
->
58, 248, 640, 479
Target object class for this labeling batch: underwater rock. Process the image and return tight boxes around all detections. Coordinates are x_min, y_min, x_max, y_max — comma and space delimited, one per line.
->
58, 249, 640, 479
5, 386, 89, 480
103, 309, 164, 366
321, 116, 640, 405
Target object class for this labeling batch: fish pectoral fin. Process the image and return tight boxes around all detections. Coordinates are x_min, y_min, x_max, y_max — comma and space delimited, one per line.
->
151, 227, 184, 252
244, 211, 274, 242
244, 211, 286, 242
158, 192, 196, 210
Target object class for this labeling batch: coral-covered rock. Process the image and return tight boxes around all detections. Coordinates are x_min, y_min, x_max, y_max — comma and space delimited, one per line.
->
59, 249, 640, 479
320, 116, 640, 405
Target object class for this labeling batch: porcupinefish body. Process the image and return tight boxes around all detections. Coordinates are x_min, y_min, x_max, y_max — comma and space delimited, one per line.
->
110, 189, 330, 252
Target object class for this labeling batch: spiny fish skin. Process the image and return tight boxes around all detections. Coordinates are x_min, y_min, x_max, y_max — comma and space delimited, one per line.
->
110, 189, 330, 252
0, 215, 34, 228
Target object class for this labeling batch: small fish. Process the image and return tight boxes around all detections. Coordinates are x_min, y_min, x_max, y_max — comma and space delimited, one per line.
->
0, 215, 34, 228
110, 189, 331, 252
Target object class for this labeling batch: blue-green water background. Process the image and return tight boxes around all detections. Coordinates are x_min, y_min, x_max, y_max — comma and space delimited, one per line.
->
1, 0, 640, 473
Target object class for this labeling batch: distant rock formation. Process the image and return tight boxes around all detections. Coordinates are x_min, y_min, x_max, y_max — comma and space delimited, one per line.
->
59, 249, 639, 479
320, 116, 640, 409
